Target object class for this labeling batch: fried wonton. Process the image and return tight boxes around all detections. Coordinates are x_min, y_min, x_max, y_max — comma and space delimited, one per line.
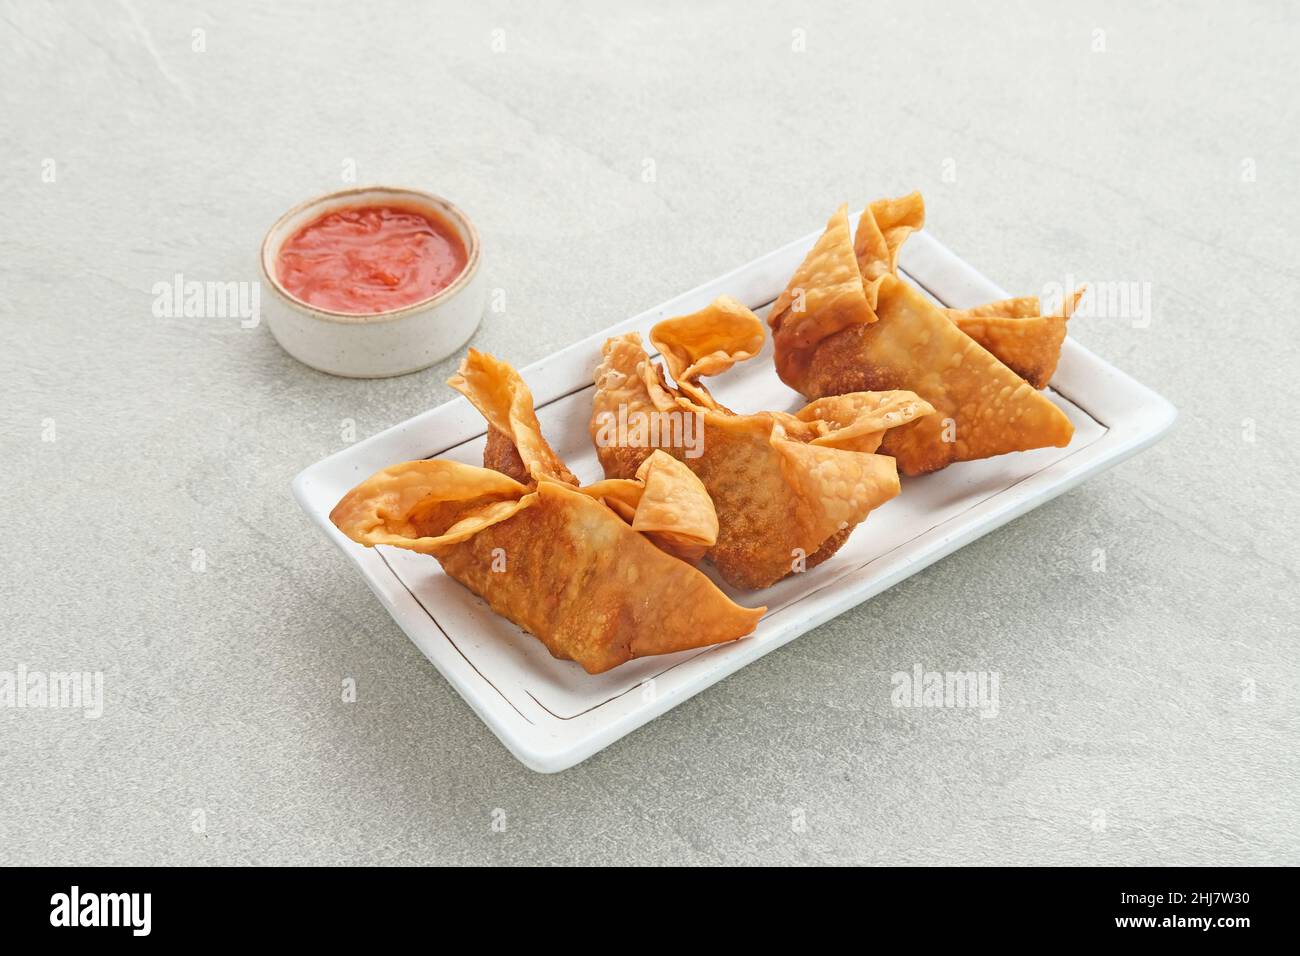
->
591, 296, 933, 589
944, 287, 1085, 389
769, 194, 1075, 475
769, 205, 877, 389
448, 348, 579, 486
331, 357, 764, 674
582, 450, 719, 562
853, 191, 926, 285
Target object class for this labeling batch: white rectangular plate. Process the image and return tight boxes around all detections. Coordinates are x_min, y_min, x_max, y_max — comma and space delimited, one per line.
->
293, 223, 1176, 772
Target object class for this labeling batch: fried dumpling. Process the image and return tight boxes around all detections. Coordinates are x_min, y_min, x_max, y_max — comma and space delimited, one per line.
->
853, 191, 926, 285
448, 348, 579, 486
591, 296, 932, 589
582, 449, 719, 562
769, 195, 1074, 475
795, 390, 938, 454
850, 190, 1080, 389
769, 204, 877, 390
944, 288, 1084, 389
331, 356, 764, 674
650, 294, 765, 410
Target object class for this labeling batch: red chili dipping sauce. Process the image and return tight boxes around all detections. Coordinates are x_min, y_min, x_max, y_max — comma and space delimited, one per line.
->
276, 204, 468, 314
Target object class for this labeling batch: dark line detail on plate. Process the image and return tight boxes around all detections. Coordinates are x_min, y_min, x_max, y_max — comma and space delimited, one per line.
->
1041, 381, 1107, 429
522, 647, 724, 721
375, 548, 535, 727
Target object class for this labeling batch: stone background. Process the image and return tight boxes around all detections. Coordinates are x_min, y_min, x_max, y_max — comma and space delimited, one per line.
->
1, 0, 1295, 864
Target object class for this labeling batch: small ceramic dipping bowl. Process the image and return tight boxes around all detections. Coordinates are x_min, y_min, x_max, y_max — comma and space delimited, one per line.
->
260, 186, 485, 378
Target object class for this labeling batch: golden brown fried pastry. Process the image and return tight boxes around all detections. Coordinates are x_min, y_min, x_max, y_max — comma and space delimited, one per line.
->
332, 356, 764, 674
652, 296, 765, 384
769, 205, 877, 390
591, 297, 932, 589
770, 195, 1074, 475
795, 390, 936, 454
582, 450, 718, 562
330, 459, 534, 552
944, 288, 1084, 389
848, 190, 1079, 388
853, 191, 926, 284
448, 348, 579, 486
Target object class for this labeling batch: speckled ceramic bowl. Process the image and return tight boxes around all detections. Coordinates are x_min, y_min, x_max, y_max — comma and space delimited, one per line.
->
260, 186, 485, 378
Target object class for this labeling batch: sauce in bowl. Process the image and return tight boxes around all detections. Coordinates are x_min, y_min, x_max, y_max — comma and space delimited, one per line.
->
276, 204, 468, 314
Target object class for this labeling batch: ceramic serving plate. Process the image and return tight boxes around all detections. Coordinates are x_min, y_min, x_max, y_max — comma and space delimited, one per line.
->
292, 221, 1176, 772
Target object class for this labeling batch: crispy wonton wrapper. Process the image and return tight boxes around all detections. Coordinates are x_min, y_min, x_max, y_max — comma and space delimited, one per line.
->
769, 194, 1075, 475
768, 205, 877, 389
582, 450, 719, 562
943, 287, 1085, 389
591, 296, 933, 590
448, 348, 579, 486
331, 358, 764, 674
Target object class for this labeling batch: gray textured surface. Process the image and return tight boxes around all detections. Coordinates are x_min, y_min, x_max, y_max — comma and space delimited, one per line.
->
1, 0, 1296, 866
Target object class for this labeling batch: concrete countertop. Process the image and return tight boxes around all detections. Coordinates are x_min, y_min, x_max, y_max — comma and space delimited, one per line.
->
1, 0, 1295, 865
